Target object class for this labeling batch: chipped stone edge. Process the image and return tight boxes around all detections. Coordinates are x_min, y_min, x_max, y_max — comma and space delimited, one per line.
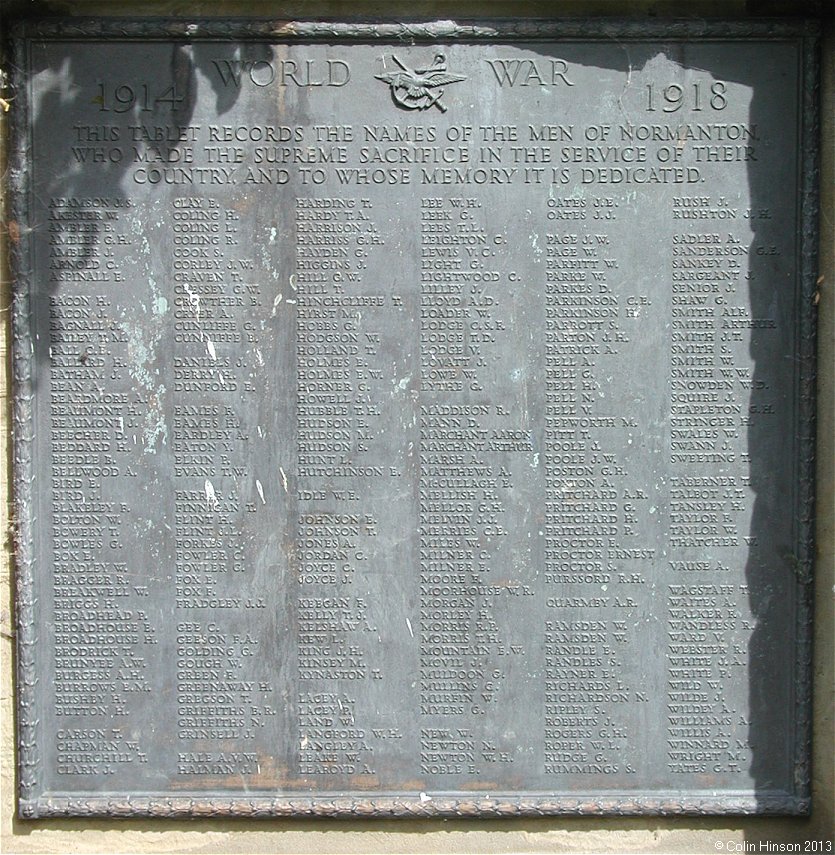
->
8, 16, 820, 819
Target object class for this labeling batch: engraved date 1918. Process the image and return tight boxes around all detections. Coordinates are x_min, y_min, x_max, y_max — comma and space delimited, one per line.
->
646, 80, 727, 112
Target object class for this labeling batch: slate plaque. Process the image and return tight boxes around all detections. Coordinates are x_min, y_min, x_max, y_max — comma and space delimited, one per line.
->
10, 19, 817, 817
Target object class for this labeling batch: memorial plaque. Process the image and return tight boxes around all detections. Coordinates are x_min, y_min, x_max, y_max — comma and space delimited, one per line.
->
10, 20, 817, 817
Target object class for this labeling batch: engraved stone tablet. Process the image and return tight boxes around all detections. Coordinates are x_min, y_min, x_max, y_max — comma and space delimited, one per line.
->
11, 20, 817, 817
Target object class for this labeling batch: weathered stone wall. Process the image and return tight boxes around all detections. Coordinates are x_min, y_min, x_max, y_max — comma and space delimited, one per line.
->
1, 2, 831, 852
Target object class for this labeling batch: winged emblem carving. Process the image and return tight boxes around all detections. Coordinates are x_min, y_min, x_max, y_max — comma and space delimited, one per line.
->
375, 53, 466, 113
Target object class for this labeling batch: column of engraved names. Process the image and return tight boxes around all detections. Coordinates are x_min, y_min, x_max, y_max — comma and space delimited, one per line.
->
541, 204, 640, 778
294, 193, 387, 779
418, 192, 519, 778
665, 192, 756, 777
47, 196, 152, 777
171, 194, 267, 777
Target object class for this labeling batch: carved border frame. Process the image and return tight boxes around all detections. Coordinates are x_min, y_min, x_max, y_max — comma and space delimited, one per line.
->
9, 17, 819, 818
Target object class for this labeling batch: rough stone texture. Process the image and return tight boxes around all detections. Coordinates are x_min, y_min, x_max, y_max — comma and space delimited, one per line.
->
0, 0, 832, 852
